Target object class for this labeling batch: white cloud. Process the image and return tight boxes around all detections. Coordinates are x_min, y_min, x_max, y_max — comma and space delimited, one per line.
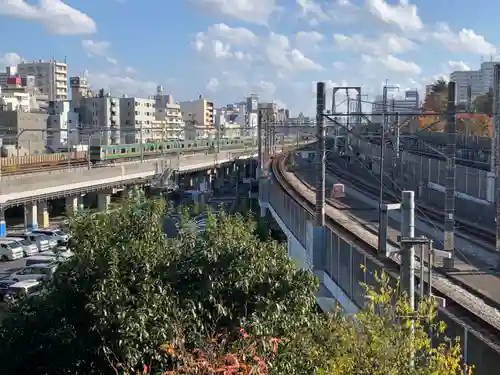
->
200, 23, 258, 45
82, 40, 118, 65
265, 32, 322, 72
125, 66, 136, 74
252, 80, 276, 96
447, 60, 471, 71
332, 61, 345, 70
431, 24, 497, 55
0, 0, 96, 35
0, 52, 22, 67
362, 54, 421, 74
333, 33, 414, 55
206, 77, 219, 92
191, 0, 276, 25
194, 24, 256, 61
81, 40, 110, 57
296, 0, 329, 24
86, 71, 157, 97
295, 31, 324, 46
366, 0, 423, 32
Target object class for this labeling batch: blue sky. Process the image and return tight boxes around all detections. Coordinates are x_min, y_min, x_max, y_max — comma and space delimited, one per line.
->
0, 0, 499, 116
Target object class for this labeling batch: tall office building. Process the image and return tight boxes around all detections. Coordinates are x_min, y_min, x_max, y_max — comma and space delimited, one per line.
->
17, 59, 68, 101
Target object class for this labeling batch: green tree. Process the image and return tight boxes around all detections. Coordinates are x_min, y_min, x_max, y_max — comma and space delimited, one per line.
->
423, 79, 448, 113
0, 193, 472, 375
472, 88, 493, 115
0, 192, 318, 374
272, 272, 472, 375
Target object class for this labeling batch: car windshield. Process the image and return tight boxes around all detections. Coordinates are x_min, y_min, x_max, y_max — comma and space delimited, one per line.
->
7, 286, 27, 297
19, 239, 30, 246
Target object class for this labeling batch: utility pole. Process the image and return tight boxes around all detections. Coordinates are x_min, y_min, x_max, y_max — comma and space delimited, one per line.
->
443, 82, 456, 269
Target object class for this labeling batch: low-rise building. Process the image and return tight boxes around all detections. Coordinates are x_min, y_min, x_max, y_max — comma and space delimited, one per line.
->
0, 111, 49, 155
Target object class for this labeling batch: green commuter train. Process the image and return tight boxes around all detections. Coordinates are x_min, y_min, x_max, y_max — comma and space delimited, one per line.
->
89, 137, 257, 163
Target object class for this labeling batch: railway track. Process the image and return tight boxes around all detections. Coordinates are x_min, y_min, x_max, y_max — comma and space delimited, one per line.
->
324, 160, 495, 245
271, 152, 500, 362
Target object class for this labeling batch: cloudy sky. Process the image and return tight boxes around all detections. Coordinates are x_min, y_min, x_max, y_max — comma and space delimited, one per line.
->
0, 0, 497, 115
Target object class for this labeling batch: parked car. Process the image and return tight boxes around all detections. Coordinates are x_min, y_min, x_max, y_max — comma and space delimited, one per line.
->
0, 237, 38, 257
0, 279, 17, 300
24, 231, 58, 249
9, 263, 58, 282
0, 240, 24, 261
3, 280, 43, 302
30, 228, 70, 243
17, 233, 51, 252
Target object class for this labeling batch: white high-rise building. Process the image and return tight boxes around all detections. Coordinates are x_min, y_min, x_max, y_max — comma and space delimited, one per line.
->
449, 61, 500, 104
371, 89, 419, 125
17, 59, 68, 101
154, 86, 184, 139
46, 100, 79, 151
79, 90, 120, 146
120, 96, 155, 143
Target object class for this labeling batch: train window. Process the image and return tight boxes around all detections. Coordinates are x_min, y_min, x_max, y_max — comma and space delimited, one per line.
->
159, 145, 163, 150
166, 145, 170, 149
150, 146, 154, 151
112, 149, 116, 154
194, 143, 197, 148
131, 148, 136, 153
181, 144, 185, 148
121, 148, 126, 153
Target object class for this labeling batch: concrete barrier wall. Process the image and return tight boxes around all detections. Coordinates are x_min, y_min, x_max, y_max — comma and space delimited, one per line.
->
353, 141, 493, 227
269, 174, 500, 373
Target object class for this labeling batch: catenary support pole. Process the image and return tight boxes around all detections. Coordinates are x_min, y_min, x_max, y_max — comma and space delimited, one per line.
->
401, 190, 415, 368
443, 82, 456, 269
316, 82, 326, 227
313, 81, 327, 272
377, 85, 388, 252
494, 64, 500, 262
257, 111, 264, 178
401, 190, 415, 308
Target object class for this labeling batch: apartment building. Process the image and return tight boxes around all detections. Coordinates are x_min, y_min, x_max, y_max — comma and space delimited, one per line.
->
17, 59, 68, 101
371, 89, 419, 126
449, 61, 500, 103
119, 96, 155, 143
46, 100, 79, 151
154, 86, 184, 139
179, 96, 214, 127
70, 76, 89, 110
79, 90, 120, 146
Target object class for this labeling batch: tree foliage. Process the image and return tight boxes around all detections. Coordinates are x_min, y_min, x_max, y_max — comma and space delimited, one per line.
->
0, 192, 472, 375
423, 79, 448, 113
472, 89, 493, 115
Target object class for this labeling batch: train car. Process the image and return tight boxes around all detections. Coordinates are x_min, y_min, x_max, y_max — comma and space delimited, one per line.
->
89, 137, 258, 163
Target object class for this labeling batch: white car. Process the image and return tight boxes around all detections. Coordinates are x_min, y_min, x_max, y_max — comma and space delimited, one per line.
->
0, 242, 24, 261
9, 264, 58, 282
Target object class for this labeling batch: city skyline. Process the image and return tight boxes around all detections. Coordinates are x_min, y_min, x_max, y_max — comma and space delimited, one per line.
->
1, 0, 500, 115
